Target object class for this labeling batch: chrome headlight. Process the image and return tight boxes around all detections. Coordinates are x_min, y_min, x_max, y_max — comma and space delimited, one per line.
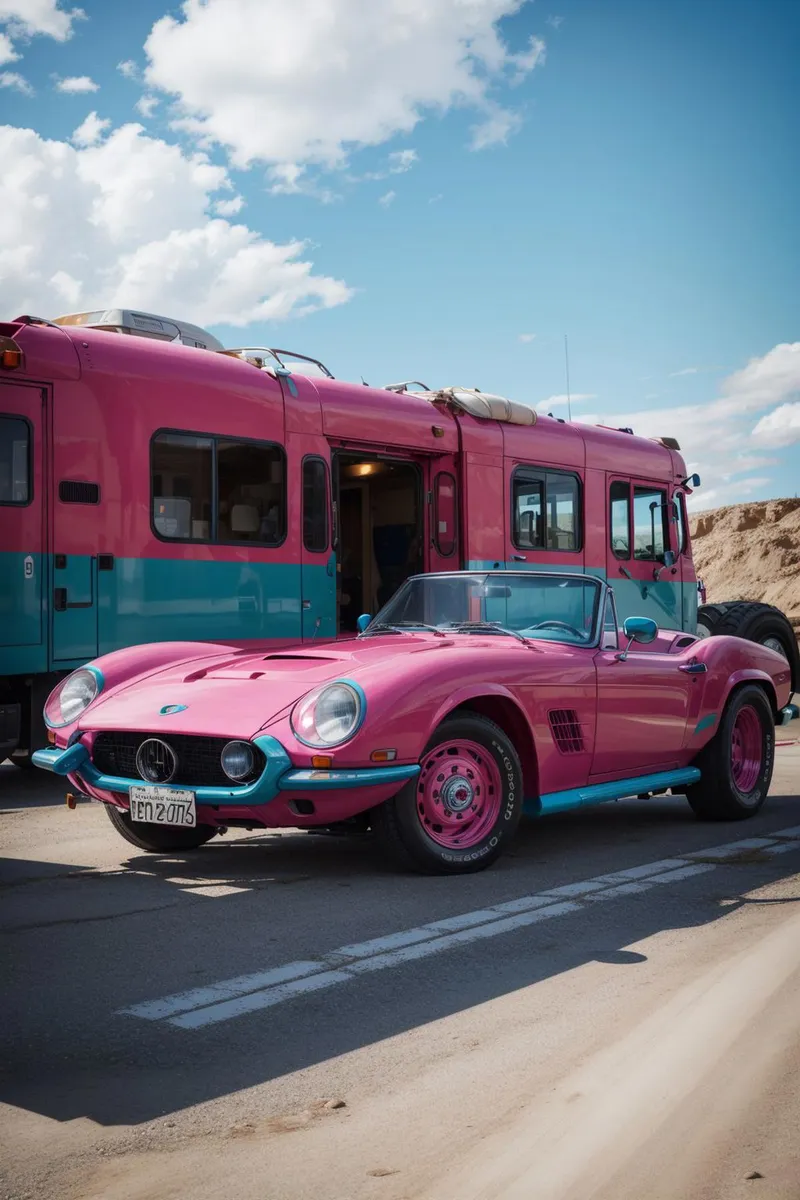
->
291, 682, 364, 748
220, 740, 257, 782
44, 668, 101, 728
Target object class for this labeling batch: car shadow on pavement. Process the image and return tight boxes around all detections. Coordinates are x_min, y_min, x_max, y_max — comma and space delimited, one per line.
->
1, 792, 799, 1127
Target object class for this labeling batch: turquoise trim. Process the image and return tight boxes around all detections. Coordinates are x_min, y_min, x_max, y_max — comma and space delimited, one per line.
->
31, 733, 414, 806
525, 766, 701, 817
693, 712, 717, 735
279, 764, 419, 790
160, 704, 188, 715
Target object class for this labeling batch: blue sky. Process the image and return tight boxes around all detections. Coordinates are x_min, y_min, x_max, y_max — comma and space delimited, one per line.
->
1, 0, 798, 510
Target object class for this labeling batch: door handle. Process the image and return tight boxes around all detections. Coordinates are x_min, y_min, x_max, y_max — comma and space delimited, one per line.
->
679, 661, 707, 674
511, 554, 526, 562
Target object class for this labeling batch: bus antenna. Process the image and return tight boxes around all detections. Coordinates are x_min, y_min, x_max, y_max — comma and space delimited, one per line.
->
564, 334, 572, 422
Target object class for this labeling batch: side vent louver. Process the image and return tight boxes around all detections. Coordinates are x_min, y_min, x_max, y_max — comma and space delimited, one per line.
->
548, 709, 584, 754
59, 480, 100, 504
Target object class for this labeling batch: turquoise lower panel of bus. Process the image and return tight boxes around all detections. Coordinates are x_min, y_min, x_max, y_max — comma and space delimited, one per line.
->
98, 556, 336, 653
0, 552, 47, 676
466, 560, 698, 633
1, 554, 336, 676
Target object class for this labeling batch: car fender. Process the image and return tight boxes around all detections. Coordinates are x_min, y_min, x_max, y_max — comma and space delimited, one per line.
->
693, 668, 779, 746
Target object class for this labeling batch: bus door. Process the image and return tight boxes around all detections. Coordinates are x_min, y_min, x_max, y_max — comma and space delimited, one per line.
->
606, 475, 681, 630
51, 465, 100, 667
300, 452, 336, 641
0, 383, 45, 669
426, 456, 461, 573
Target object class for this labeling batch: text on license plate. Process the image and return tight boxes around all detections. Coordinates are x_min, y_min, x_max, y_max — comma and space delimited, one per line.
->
129, 786, 196, 827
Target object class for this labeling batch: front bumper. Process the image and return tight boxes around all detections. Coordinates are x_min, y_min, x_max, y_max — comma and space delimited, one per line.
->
31, 734, 419, 804
780, 704, 799, 726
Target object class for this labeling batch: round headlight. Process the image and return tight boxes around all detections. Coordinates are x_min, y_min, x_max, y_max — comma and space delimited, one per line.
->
44, 668, 100, 728
291, 683, 363, 748
221, 740, 257, 782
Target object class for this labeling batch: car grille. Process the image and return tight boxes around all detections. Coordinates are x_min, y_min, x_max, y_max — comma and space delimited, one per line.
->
91, 732, 264, 787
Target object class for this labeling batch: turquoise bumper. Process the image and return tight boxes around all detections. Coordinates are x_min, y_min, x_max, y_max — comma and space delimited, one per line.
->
31, 736, 419, 806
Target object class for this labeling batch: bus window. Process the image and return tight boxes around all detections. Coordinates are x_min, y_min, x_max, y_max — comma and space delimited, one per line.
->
152, 433, 213, 540
218, 440, 285, 544
512, 468, 581, 552
512, 474, 543, 549
609, 480, 630, 559
0, 415, 30, 505
434, 472, 457, 557
303, 457, 329, 552
633, 486, 667, 561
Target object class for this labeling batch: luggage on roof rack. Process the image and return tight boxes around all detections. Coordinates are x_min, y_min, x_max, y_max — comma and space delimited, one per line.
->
384, 383, 537, 426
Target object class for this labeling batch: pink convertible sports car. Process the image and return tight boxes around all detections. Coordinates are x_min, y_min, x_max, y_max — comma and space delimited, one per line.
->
33, 571, 794, 875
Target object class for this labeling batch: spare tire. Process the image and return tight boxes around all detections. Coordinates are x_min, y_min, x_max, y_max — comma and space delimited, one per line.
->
696, 602, 734, 638
710, 601, 799, 691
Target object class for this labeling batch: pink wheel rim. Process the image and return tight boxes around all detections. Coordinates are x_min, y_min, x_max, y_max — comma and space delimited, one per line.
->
730, 704, 762, 794
416, 739, 503, 849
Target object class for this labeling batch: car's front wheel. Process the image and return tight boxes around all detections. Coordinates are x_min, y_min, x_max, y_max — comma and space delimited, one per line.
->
372, 714, 523, 874
686, 684, 775, 821
105, 803, 218, 852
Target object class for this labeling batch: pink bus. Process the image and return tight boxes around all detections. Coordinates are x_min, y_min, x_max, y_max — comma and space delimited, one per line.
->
1, 308, 797, 764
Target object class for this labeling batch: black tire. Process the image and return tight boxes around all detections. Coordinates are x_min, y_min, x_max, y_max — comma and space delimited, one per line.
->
105, 803, 218, 852
371, 714, 524, 875
10, 750, 35, 770
686, 684, 775, 821
696, 602, 733, 638
709, 601, 799, 690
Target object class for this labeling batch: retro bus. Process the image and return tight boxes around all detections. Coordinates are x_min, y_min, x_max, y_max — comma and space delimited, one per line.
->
1, 309, 796, 764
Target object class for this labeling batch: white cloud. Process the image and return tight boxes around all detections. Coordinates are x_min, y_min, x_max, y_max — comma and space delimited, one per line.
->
578, 343, 800, 509
71, 111, 110, 147
0, 0, 83, 41
56, 74, 98, 93
117, 59, 138, 80
0, 31, 18, 63
546, 15, 564, 30
214, 194, 244, 216
378, 190, 396, 207
536, 392, 596, 412
509, 35, 546, 82
670, 366, 698, 377
0, 70, 32, 93
135, 94, 158, 118
518, 332, 536, 343
143, 0, 545, 169
428, 193, 443, 204
470, 103, 522, 150
752, 402, 800, 448
267, 162, 340, 204
0, 121, 352, 328
388, 148, 418, 173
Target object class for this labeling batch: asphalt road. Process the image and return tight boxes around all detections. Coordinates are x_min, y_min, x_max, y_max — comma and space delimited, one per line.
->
2, 740, 799, 1200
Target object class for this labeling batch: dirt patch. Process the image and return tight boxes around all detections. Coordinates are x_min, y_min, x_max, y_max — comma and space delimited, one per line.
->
690, 497, 800, 629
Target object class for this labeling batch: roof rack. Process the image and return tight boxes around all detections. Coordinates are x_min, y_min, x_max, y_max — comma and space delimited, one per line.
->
383, 380, 432, 393
221, 346, 334, 379
384, 384, 536, 427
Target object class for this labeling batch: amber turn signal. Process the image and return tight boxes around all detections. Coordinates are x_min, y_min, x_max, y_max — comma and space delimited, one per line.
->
1, 348, 22, 369
370, 749, 397, 762
311, 755, 332, 768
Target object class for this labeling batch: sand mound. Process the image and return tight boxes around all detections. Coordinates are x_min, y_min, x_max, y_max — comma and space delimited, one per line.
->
689, 497, 800, 626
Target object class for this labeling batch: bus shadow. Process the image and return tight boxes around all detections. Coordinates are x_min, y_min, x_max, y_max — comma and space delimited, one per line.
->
1, 794, 799, 1127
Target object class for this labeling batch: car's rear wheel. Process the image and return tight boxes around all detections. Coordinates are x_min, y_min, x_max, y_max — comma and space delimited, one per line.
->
686, 684, 774, 821
105, 803, 218, 852
372, 714, 523, 874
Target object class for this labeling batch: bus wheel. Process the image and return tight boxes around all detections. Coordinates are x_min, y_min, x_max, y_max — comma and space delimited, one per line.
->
686, 685, 774, 821
696, 602, 733, 638
710, 602, 799, 688
371, 714, 523, 874
105, 804, 218, 852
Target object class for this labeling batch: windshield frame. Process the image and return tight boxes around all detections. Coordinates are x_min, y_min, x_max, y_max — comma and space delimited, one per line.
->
359, 570, 609, 648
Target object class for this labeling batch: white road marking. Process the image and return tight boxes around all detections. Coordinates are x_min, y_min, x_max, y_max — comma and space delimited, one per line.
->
118, 827, 800, 1030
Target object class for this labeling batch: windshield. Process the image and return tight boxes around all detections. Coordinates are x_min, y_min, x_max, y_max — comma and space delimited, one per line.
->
362, 572, 603, 645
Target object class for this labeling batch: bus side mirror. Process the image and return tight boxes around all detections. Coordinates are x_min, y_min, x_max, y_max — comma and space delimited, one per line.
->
663, 550, 675, 567
356, 613, 372, 633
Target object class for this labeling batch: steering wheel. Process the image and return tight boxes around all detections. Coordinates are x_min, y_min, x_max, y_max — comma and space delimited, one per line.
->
530, 620, 584, 639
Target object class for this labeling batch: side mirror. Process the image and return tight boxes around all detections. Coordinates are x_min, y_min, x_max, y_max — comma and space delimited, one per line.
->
663, 550, 675, 567
616, 615, 658, 661
356, 613, 372, 633
623, 616, 658, 644
690, 473, 701, 488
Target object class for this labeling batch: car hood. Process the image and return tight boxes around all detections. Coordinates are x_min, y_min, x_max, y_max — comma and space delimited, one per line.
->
80, 637, 462, 739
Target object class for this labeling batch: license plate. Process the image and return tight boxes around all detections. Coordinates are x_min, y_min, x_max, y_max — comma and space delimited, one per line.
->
129, 786, 196, 828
